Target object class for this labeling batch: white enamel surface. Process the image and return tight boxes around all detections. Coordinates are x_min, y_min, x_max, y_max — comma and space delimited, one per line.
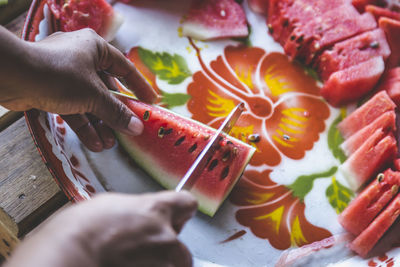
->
32, 0, 400, 266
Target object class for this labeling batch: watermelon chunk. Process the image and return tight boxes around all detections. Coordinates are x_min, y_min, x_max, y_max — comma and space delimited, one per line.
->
341, 111, 396, 156
339, 168, 400, 236
284, 5, 377, 63
379, 17, 400, 68
340, 133, 397, 190
115, 99, 255, 216
338, 91, 396, 138
316, 29, 391, 81
377, 67, 400, 105
47, 0, 123, 42
321, 56, 385, 107
349, 193, 400, 257
181, 0, 248, 40
352, 0, 387, 12
366, 5, 400, 21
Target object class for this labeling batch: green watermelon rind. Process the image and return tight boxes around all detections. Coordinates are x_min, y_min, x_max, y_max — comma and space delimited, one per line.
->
115, 106, 255, 216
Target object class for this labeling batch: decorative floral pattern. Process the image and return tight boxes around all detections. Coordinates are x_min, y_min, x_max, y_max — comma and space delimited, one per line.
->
368, 254, 395, 267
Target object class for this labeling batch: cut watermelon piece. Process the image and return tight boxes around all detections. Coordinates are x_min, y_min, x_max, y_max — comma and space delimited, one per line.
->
339, 168, 400, 236
248, 0, 269, 14
394, 158, 400, 171
321, 56, 385, 107
338, 91, 396, 138
316, 29, 391, 81
377, 67, 400, 105
181, 0, 248, 40
349, 193, 400, 257
115, 99, 255, 216
47, 0, 123, 42
366, 5, 400, 21
352, 0, 387, 12
340, 133, 397, 190
379, 17, 400, 68
284, 5, 376, 63
341, 111, 396, 156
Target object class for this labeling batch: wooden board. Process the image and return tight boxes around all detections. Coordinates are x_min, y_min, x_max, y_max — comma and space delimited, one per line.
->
0, 118, 68, 237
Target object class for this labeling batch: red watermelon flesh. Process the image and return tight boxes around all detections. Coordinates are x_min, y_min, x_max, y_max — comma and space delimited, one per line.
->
379, 17, 400, 68
366, 5, 400, 21
316, 29, 391, 81
283, 4, 374, 62
338, 91, 396, 139
304, 12, 377, 65
377, 67, 400, 105
321, 56, 385, 107
352, 0, 387, 12
349, 193, 400, 257
339, 168, 400, 236
340, 133, 397, 190
115, 99, 255, 216
47, 0, 123, 42
181, 0, 248, 40
394, 158, 400, 171
341, 111, 396, 156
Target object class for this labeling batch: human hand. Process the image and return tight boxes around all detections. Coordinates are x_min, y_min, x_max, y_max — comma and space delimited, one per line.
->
4, 191, 197, 267
0, 27, 157, 152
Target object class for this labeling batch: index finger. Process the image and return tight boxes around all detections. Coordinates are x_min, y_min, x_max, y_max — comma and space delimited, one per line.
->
99, 43, 158, 103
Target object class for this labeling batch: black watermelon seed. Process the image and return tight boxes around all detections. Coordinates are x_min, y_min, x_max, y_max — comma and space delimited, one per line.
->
188, 143, 198, 153
248, 134, 260, 143
290, 35, 295, 41
164, 128, 173, 135
221, 166, 230, 179
158, 127, 165, 138
283, 20, 289, 27
370, 41, 379, 49
208, 159, 219, 171
227, 140, 233, 145
297, 35, 304, 43
143, 110, 150, 121
174, 136, 185, 146
222, 150, 231, 162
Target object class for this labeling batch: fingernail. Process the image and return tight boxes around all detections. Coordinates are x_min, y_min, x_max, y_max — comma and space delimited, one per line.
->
127, 116, 144, 136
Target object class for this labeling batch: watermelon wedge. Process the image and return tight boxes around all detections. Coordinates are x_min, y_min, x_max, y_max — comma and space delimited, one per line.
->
340, 111, 396, 156
321, 56, 385, 107
352, 0, 387, 12
366, 5, 400, 21
340, 133, 397, 190
316, 29, 391, 81
181, 0, 248, 40
338, 91, 396, 139
115, 99, 255, 216
349, 193, 400, 257
377, 67, 400, 106
339, 168, 400, 236
47, 0, 123, 42
379, 17, 400, 68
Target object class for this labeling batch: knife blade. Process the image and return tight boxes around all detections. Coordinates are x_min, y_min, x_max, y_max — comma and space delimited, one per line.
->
175, 102, 245, 192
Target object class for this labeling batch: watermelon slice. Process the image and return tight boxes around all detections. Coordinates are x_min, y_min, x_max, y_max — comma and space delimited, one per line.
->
352, 0, 387, 12
320, 56, 385, 107
181, 0, 248, 40
379, 17, 400, 68
340, 133, 397, 190
316, 29, 391, 81
339, 168, 400, 236
47, 0, 123, 42
338, 91, 396, 139
340, 111, 396, 156
366, 5, 400, 21
349, 193, 400, 257
377, 67, 400, 105
115, 99, 255, 216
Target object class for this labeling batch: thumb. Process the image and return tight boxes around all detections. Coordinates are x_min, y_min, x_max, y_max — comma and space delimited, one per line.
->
92, 88, 143, 136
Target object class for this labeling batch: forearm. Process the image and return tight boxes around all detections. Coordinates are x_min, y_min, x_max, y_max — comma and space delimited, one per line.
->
0, 26, 35, 110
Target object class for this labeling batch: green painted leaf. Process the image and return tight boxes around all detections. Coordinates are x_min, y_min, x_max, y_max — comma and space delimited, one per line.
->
160, 90, 191, 108
327, 112, 347, 163
138, 47, 191, 85
326, 176, 354, 214
288, 166, 338, 201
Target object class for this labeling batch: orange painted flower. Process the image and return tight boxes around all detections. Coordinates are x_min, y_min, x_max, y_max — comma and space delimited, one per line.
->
230, 169, 331, 250
187, 44, 330, 166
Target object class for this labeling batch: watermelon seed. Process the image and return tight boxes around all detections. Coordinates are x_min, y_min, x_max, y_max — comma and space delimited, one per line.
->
143, 111, 150, 121
296, 36, 304, 44
188, 143, 197, 153
233, 147, 238, 156
222, 151, 231, 162
208, 159, 219, 171
174, 136, 185, 146
283, 20, 289, 27
227, 141, 233, 145
158, 127, 165, 138
164, 128, 173, 135
392, 185, 399, 195
248, 134, 260, 143
221, 166, 230, 179
267, 24, 273, 34
290, 35, 295, 41
377, 173, 384, 182
370, 41, 379, 49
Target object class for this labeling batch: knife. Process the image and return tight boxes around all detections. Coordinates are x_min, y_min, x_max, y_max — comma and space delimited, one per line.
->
175, 102, 245, 192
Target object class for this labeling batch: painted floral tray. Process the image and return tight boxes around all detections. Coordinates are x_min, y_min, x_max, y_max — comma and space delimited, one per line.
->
22, 0, 400, 266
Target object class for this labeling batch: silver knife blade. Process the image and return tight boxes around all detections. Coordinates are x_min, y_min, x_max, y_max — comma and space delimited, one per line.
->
175, 102, 245, 192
